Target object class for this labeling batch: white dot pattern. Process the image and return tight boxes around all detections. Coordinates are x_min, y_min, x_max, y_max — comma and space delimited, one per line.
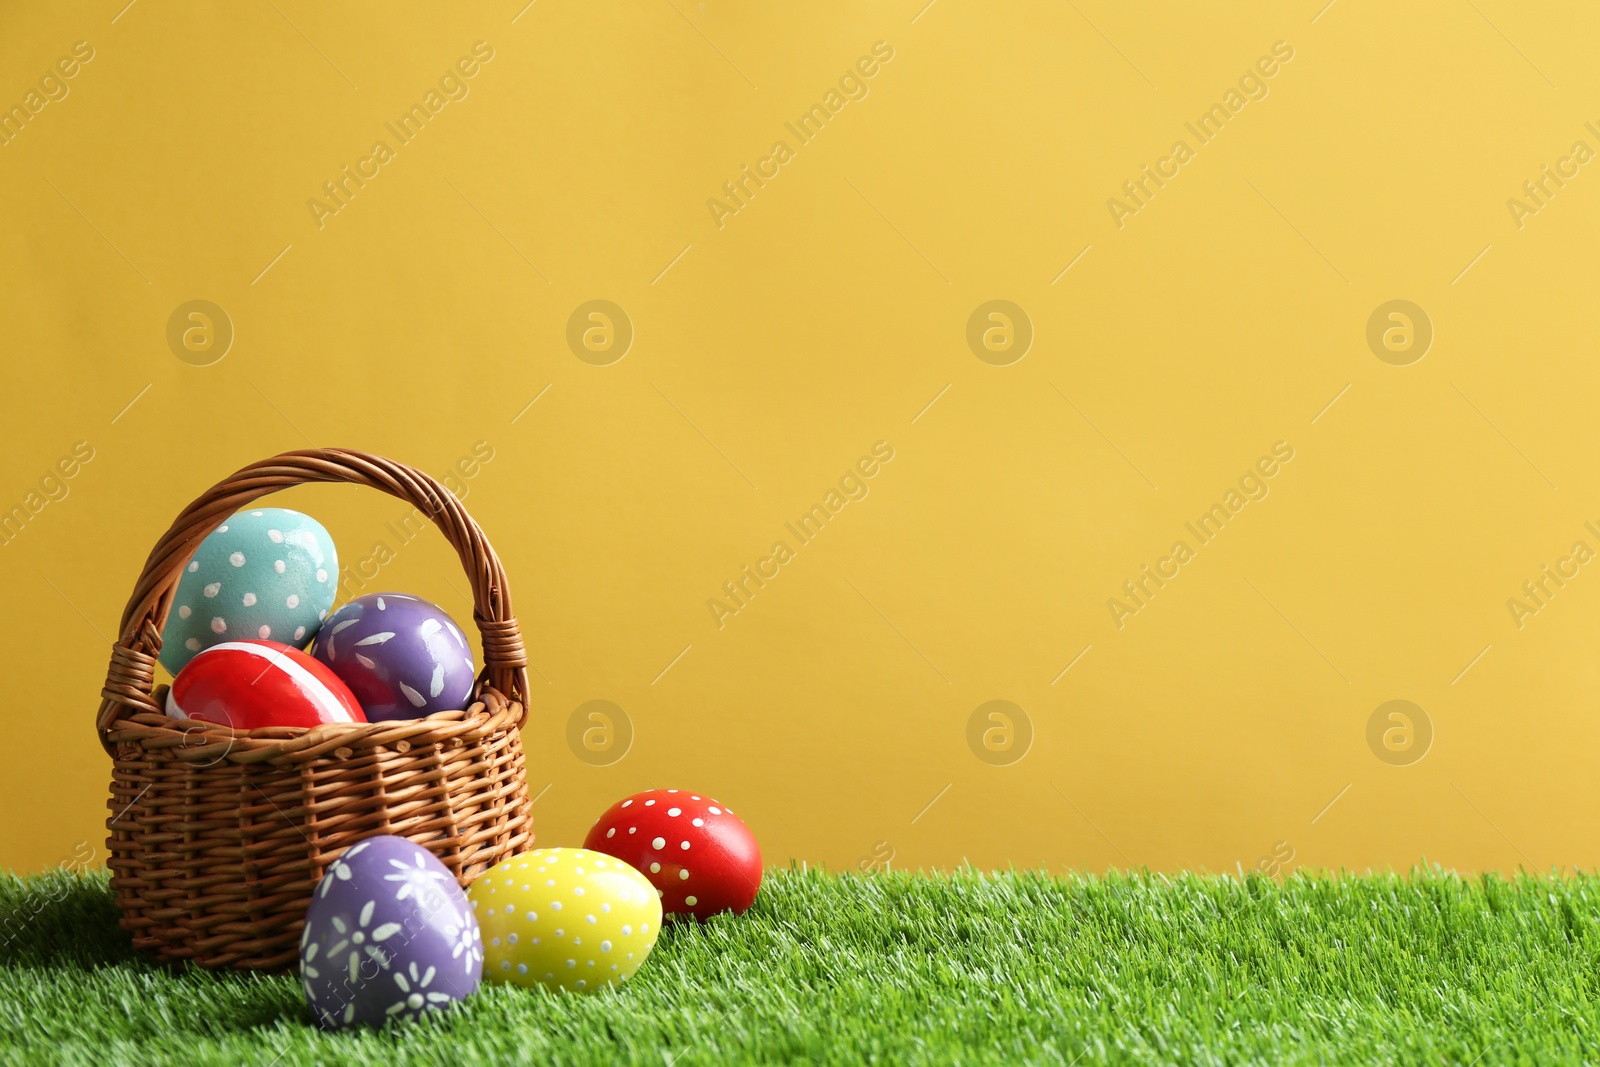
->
585, 790, 757, 921
159, 507, 339, 675
469, 847, 661, 994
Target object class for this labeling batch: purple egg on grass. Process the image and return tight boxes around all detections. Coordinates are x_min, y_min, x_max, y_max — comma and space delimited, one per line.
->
301, 835, 483, 1030
311, 593, 476, 722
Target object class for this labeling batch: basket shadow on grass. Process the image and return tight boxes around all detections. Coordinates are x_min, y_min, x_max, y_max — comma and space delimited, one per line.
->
0, 868, 311, 1035
0, 868, 135, 971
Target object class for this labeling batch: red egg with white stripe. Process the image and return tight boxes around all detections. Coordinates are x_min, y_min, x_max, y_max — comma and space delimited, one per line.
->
583, 789, 761, 920
166, 639, 366, 730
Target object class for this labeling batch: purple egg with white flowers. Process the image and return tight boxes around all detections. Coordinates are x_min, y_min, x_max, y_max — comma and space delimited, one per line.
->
300, 835, 482, 1030
311, 593, 475, 721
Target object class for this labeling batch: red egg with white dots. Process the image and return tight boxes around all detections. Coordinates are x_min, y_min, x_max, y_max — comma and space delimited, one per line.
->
583, 789, 761, 920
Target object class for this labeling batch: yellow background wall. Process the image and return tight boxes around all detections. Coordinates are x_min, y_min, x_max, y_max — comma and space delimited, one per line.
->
3, 0, 1596, 878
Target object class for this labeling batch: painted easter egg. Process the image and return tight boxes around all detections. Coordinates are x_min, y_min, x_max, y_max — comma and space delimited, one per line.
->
301, 835, 483, 1030
167, 640, 365, 729
159, 507, 339, 676
468, 847, 662, 993
584, 789, 762, 920
311, 593, 475, 722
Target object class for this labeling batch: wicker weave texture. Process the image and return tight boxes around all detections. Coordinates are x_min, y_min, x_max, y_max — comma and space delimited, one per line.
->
96, 449, 533, 969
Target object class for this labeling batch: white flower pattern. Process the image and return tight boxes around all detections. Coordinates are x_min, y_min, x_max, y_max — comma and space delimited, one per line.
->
382, 852, 452, 901
449, 916, 484, 973
302, 841, 481, 1027
385, 961, 457, 1017
318, 840, 372, 899
310, 896, 405, 991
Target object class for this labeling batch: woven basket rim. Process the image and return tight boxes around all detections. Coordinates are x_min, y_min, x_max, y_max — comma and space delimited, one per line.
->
103, 684, 524, 765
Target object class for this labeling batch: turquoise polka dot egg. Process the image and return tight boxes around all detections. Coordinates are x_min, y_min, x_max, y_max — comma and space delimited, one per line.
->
159, 507, 339, 675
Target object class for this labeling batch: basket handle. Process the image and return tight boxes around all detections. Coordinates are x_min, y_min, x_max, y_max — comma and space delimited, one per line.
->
96, 448, 528, 735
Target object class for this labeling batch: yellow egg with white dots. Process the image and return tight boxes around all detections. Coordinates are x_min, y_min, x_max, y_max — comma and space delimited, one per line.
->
467, 847, 663, 993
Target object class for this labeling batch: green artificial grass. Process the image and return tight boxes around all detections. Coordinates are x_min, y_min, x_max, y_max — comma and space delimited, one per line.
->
1, 867, 1597, 1065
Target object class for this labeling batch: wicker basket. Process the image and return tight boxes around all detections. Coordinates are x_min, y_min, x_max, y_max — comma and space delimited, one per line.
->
95, 449, 534, 970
